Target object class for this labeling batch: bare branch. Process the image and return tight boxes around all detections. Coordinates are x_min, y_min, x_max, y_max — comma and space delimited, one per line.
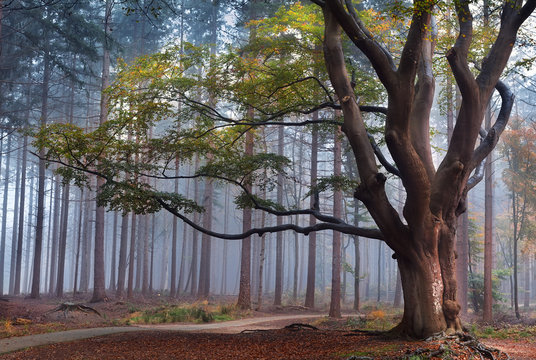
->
156, 197, 384, 240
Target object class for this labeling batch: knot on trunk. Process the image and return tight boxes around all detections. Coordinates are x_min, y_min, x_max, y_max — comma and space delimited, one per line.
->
443, 300, 460, 321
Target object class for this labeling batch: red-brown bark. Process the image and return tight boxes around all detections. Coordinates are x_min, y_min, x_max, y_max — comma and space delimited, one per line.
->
318, 0, 532, 338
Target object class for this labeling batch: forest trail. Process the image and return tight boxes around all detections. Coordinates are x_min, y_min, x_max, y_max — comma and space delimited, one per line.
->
0, 314, 325, 354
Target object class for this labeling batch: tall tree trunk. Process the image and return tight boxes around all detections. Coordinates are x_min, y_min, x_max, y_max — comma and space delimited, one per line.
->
73, 189, 84, 294
142, 215, 150, 295
127, 213, 137, 299
304, 111, 319, 308
79, 184, 93, 292
237, 129, 253, 309
513, 189, 520, 319
483, 105, 493, 322
523, 254, 530, 308
29, 42, 51, 298
329, 127, 342, 318
0, 134, 11, 295
116, 212, 129, 297
24, 172, 35, 293
198, 180, 213, 298
56, 182, 70, 297
110, 211, 118, 292
170, 160, 180, 297
149, 213, 155, 292
91, 0, 112, 303
6, 136, 22, 295
274, 126, 284, 306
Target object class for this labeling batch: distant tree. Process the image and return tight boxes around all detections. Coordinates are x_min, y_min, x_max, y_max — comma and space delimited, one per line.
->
501, 118, 536, 318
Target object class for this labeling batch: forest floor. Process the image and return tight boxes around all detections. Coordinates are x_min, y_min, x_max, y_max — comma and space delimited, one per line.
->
0, 294, 535, 359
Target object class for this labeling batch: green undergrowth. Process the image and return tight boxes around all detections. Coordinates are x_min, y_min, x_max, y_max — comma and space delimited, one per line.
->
470, 323, 536, 339
126, 301, 242, 325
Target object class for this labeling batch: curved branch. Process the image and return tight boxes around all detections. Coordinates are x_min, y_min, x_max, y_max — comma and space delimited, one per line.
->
156, 197, 384, 240
470, 80, 514, 171
367, 133, 400, 177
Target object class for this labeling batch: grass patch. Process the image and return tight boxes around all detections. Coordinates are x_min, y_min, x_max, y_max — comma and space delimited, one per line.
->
471, 324, 536, 339
127, 302, 240, 325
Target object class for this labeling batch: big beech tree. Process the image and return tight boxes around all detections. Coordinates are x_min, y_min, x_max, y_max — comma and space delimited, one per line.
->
314, 0, 535, 337
34, 1, 535, 339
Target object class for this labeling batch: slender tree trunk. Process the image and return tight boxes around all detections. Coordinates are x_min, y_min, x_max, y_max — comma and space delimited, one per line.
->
170, 160, 179, 297
483, 105, 493, 322
15, 162, 31, 296
142, 215, 150, 295
524, 254, 530, 308
6, 136, 22, 295
513, 190, 520, 319
256, 201, 266, 309
198, 180, 213, 298
110, 211, 118, 292
329, 127, 342, 318
73, 189, 84, 294
274, 126, 284, 306
29, 44, 51, 298
56, 182, 70, 298
91, 0, 112, 303
0, 134, 12, 295
24, 172, 35, 293
116, 212, 129, 297
237, 129, 253, 309
149, 213, 155, 292
127, 213, 137, 299
80, 185, 93, 292
0, 134, 11, 295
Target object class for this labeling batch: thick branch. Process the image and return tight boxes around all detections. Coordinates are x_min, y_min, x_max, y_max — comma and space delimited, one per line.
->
156, 197, 384, 240
397, 0, 434, 82
470, 80, 514, 171
446, 0, 477, 100
325, 0, 397, 89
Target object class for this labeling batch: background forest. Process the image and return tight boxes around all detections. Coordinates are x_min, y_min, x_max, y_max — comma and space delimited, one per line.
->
0, 0, 535, 329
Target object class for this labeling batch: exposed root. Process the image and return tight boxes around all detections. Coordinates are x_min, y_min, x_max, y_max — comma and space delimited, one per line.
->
284, 323, 319, 331
405, 332, 510, 360
45, 302, 102, 319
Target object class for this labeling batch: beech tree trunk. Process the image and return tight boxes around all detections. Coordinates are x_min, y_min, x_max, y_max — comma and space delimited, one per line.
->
318, 0, 528, 337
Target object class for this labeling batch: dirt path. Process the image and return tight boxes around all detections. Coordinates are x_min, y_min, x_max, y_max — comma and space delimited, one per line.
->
0, 314, 324, 355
